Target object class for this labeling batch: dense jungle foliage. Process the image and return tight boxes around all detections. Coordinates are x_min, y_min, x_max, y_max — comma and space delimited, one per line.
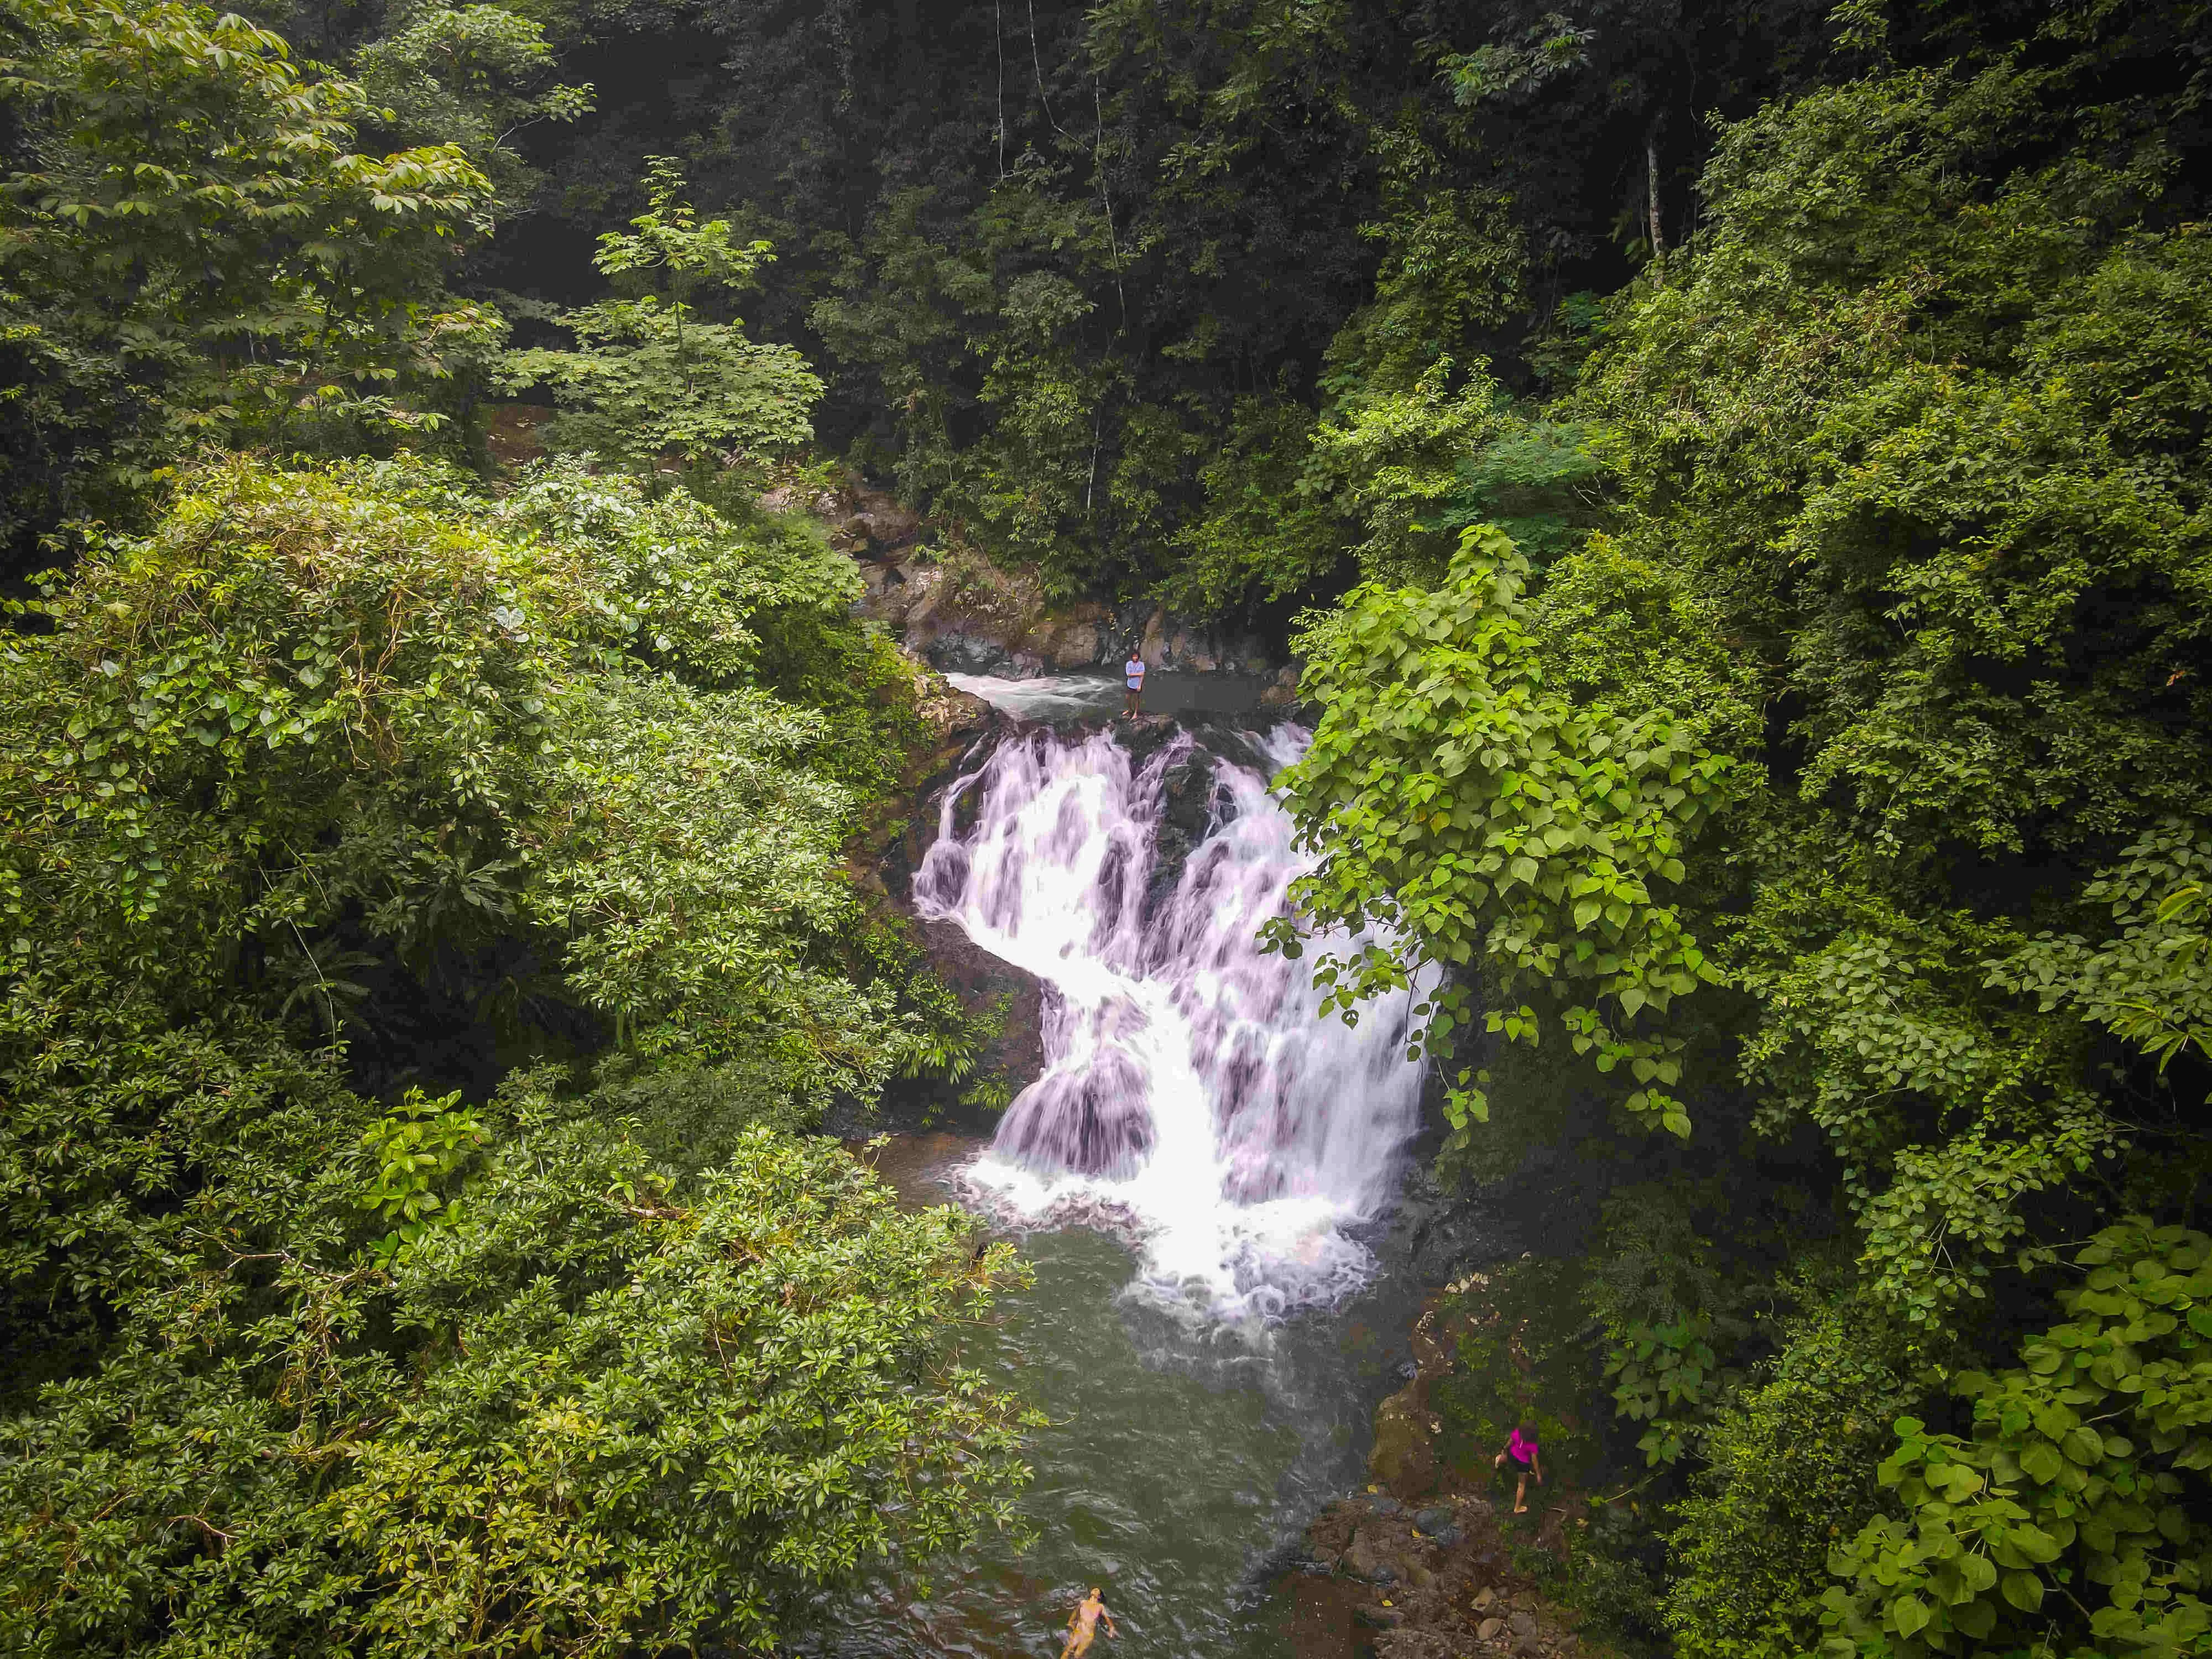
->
0, 5, 1035, 1652
1, 0, 2208, 1651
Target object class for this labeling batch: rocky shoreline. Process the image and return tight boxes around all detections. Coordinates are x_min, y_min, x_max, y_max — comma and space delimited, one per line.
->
1285, 1489, 1597, 1659
1272, 1259, 1606, 1659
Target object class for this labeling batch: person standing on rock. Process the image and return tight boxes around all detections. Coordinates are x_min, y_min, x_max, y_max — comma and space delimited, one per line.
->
1061, 1587, 1119, 1657
1121, 648, 1147, 717
1494, 1421, 1543, 1514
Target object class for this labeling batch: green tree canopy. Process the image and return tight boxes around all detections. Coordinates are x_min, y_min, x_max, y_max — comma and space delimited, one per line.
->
498, 159, 824, 469
0, 0, 497, 550
1275, 19, 2212, 1653
0, 453, 1029, 1656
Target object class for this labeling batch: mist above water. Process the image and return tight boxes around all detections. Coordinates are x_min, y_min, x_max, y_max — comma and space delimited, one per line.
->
914, 722, 1427, 1320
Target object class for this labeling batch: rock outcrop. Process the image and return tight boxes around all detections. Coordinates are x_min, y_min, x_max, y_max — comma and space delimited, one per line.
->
871, 558, 1276, 679
1365, 1281, 1466, 1501
834, 622, 1046, 1131
785, 475, 1277, 678
1278, 1239, 1612, 1659
1286, 1493, 1598, 1659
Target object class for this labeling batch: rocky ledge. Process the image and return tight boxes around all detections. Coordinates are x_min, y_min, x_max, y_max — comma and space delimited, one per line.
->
1286, 1491, 1593, 1659
833, 638, 1050, 1129
769, 473, 1288, 684
1281, 1170, 1613, 1659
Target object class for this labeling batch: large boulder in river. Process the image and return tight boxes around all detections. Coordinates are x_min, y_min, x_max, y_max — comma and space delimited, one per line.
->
1369, 1387, 1439, 1498
1142, 749, 1224, 921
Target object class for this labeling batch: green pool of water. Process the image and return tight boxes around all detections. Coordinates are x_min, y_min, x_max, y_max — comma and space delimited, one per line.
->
795, 1142, 1423, 1658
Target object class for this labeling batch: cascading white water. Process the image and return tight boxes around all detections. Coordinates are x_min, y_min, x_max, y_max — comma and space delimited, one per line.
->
914, 722, 1427, 1319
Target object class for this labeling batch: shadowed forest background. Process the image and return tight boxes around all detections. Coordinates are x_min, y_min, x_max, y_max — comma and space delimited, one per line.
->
1, 0, 2210, 1653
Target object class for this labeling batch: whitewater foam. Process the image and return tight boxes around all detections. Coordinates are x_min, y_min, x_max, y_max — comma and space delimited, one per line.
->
913, 722, 1425, 1319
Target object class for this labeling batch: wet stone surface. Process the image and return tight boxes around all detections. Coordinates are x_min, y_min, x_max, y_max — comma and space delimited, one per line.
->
1287, 1492, 1598, 1659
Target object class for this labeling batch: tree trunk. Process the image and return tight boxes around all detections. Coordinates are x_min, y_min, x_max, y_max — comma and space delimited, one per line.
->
1646, 122, 1667, 272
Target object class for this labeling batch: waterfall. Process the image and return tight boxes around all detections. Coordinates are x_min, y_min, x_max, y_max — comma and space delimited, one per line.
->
914, 722, 1426, 1319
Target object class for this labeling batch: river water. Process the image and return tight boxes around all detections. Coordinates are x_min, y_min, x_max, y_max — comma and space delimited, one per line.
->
803, 694, 1433, 1656
800, 1139, 1426, 1658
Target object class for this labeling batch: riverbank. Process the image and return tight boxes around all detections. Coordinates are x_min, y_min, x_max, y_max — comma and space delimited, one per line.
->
1285, 1490, 1601, 1659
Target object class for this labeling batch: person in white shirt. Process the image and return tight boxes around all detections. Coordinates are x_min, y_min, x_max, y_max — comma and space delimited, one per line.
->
1121, 651, 1146, 716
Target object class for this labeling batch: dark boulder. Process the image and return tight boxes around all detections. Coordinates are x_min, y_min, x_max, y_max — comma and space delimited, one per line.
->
1117, 715, 1182, 766
1160, 753, 1216, 839
1340, 1537, 1396, 1584
925, 632, 1018, 675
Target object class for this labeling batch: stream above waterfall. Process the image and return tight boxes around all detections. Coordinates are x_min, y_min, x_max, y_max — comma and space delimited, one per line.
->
945, 669, 1276, 723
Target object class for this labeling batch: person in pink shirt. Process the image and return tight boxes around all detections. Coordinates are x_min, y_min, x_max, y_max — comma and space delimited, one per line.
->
1493, 1420, 1544, 1513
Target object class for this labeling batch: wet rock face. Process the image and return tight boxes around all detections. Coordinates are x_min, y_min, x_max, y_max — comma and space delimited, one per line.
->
1370, 1391, 1441, 1498
1289, 1493, 1590, 1659
1260, 662, 1303, 708
1115, 713, 1184, 767
807, 476, 1275, 677
948, 772, 985, 837
1161, 754, 1218, 839
914, 916, 1045, 1092
1044, 620, 1100, 669
1142, 749, 1229, 922
857, 684, 1039, 1136
893, 586, 1272, 679
926, 631, 1020, 675
1361, 1284, 1467, 1503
